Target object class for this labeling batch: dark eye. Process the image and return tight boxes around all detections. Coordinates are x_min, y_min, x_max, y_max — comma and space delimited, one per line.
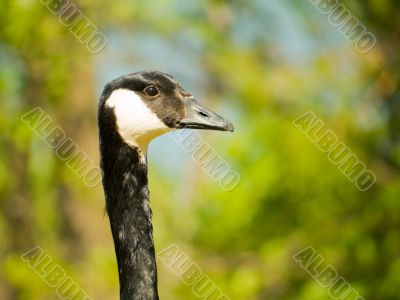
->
144, 86, 159, 97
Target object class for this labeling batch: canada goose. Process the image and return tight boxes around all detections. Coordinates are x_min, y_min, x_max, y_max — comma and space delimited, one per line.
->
98, 70, 234, 299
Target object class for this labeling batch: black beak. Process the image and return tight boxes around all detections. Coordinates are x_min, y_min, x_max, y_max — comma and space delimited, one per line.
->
178, 98, 234, 132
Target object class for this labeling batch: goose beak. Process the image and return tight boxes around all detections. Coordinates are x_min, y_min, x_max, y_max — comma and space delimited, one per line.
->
178, 98, 234, 132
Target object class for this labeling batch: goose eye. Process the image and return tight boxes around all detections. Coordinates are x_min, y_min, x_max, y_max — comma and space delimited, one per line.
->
144, 86, 159, 97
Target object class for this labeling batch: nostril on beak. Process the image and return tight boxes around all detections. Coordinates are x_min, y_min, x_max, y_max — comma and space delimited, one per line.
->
197, 110, 210, 118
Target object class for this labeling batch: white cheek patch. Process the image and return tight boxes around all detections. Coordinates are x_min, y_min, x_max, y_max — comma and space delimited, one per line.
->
106, 89, 171, 152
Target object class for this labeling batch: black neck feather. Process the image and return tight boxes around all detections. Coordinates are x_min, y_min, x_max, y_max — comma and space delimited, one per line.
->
99, 102, 159, 300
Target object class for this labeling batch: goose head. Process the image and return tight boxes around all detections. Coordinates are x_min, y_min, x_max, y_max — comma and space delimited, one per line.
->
99, 70, 234, 152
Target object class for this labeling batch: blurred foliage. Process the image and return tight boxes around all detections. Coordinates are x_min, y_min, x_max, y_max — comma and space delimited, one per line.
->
1, 0, 400, 299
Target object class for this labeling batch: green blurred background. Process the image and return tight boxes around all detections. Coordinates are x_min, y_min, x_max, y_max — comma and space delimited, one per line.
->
1, 0, 400, 299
